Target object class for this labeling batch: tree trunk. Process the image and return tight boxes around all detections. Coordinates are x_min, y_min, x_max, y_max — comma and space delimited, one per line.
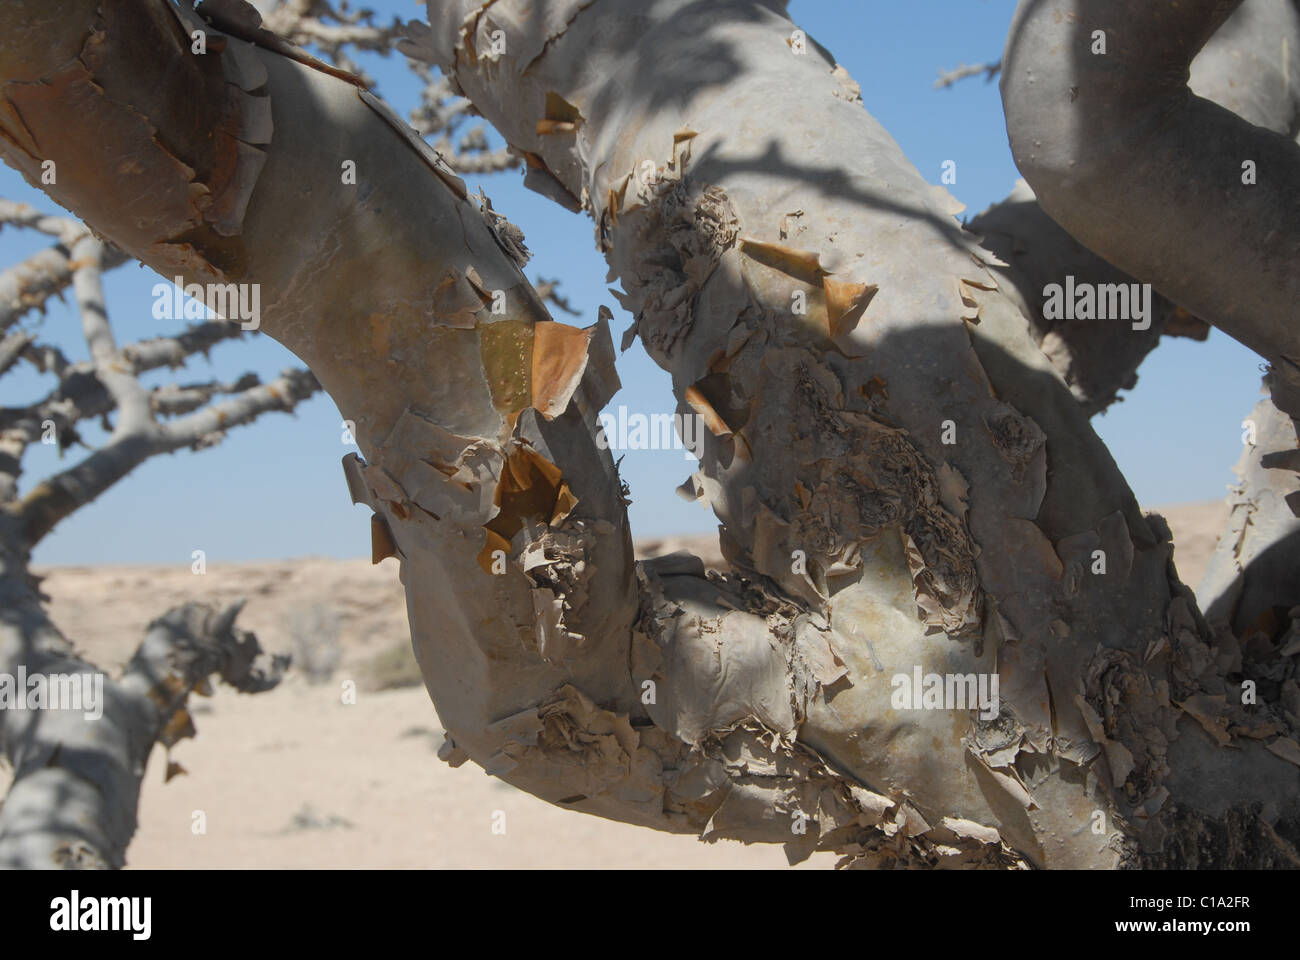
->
0, 524, 285, 868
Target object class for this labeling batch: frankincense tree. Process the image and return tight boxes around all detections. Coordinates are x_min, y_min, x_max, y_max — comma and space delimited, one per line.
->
1, 0, 1298, 869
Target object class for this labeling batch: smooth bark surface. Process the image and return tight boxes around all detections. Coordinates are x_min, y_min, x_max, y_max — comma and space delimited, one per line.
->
1002, 0, 1300, 417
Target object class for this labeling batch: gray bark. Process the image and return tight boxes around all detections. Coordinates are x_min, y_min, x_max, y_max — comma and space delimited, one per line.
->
415, 0, 1300, 866
972, 0, 1300, 418
1199, 393, 1300, 633
1002, 0, 1300, 679
966, 180, 1208, 417
0, 534, 286, 868
0, 1, 329, 869
1001, 0, 1300, 417
4, 0, 1300, 869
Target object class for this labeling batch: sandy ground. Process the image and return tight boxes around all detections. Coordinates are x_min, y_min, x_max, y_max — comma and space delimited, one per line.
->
8, 500, 1226, 869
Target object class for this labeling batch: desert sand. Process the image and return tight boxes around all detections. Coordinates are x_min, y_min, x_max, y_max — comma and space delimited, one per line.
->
5, 500, 1227, 869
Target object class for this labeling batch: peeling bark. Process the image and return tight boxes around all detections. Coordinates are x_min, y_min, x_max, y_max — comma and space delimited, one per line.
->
421, 0, 1300, 867
999, 0, 1300, 661
0, 0, 652, 860
1199, 392, 1300, 635
970, 0, 1298, 418
966, 181, 1206, 417
7, 0, 1300, 869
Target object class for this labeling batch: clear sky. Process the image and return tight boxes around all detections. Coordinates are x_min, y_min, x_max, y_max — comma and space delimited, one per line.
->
1, 0, 1265, 567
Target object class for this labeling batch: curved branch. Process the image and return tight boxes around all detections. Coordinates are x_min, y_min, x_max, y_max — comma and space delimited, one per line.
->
1001, 0, 1300, 416
974, 1, 1298, 417
0, 0, 649, 862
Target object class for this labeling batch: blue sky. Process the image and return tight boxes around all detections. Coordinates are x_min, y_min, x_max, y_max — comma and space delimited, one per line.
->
1, 0, 1264, 566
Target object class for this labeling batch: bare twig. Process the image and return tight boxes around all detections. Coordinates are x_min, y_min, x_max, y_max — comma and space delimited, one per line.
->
149, 372, 261, 417
0, 198, 85, 245
0, 232, 129, 334
122, 320, 247, 371
0, 330, 33, 376
533, 278, 581, 316
11, 367, 319, 546
934, 59, 1001, 89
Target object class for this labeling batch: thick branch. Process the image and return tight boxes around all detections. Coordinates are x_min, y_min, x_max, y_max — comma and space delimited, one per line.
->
1199, 389, 1300, 633
0, 0, 653, 856
972, 0, 1298, 417
1001, 0, 1300, 417
967, 180, 1207, 416
427, 0, 1300, 867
